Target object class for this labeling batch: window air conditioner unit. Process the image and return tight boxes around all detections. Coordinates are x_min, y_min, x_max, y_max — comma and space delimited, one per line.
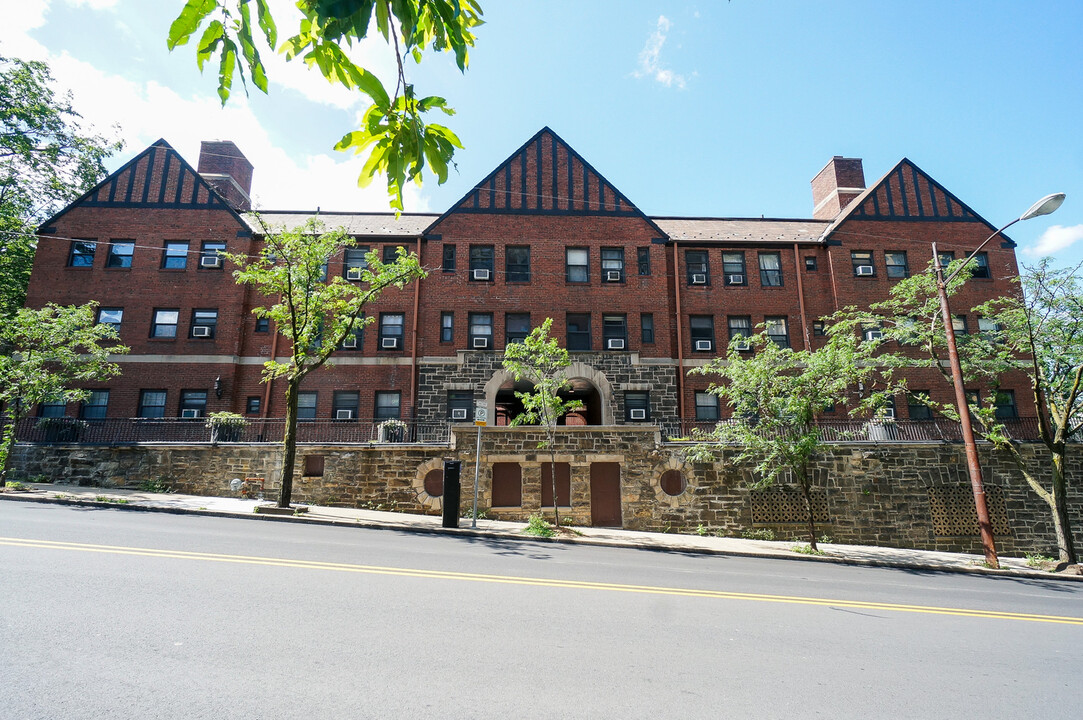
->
335, 409, 354, 420
865, 330, 883, 341
200, 255, 222, 268
691, 273, 707, 285
605, 270, 622, 282
879, 408, 896, 420
607, 338, 625, 350
181, 409, 200, 418
346, 267, 363, 281
451, 408, 468, 420
694, 340, 713, 352
728, 274, 745, 285
629, 408, 647, 420
472, 336, 490, 349
191, 326, 211, 337
732, 339, 751, 351
381, 337, 399, 349
341, 336, 358, 349
856, 265, 875, 276
472, 268, 491, 281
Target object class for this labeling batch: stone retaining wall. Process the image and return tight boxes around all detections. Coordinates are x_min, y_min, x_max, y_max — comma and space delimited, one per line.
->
11, 428, 1082, 557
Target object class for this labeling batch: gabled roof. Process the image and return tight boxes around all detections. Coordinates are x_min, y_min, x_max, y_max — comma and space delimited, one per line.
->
244, 211, 437, 237
424, 127, 669, 238
654, 217, 828, 244
38, 139, 245, 231
820, 158, 1011, 245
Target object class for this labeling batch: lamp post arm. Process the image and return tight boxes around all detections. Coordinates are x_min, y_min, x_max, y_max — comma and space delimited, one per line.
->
944, 218, 1021, 285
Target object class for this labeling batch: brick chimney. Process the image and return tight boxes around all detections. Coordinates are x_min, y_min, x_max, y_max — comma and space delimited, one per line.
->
198, 140, 253, 211
811, 156, 865, 220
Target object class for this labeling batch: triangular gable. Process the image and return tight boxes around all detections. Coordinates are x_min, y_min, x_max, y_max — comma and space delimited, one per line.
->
39, 139, 244, 230
822, 158, 1009, 245
425, 127, 668, 237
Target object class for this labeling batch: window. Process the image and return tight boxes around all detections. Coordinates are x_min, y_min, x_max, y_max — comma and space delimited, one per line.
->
689, 315, 714, 352
506, 313, 530, 344
813, 321, 825, 337
567, 313, 591, 350
179, 390, 207, 418
199, 241, 226, 268
375, 391, 401, 420
766, 316, 790, 348
448, 391, 473, 421
686, 250, 709, 285
805, 256, 818, 271
343, 247, 368, 278
971, 252, 991, 279
851, 250, 875, 276
162, 241, 189, 269
297, 392, 317, 420
245, 397, 261, 415
151, 309, 179, 338
601, 248, 625, 282
994, 390, 1018, 419
98, 307, 123, 332
602, 314, 627, 350
440, 312, 454, 343
952, 315, 968, 335
641, 313, 655, 344
68, 240, 96, 267
885, 251, 909, 278
759, 252, 782, 286
469, 245, 494, 280
332, 391, 359, 420
907, 392, 933, 420
106, 241, 134, 268
468, 312, 493, 349
937, 251, 955, 270
382, 245, 398, 264
190, 309, 218, 338
722, 252, 746, 285
505, 246, 531, 282
378, 313, 404, 350
340, 321, 363, 351
442, 244, 456, 272
695, 392, 719, 422
978, 317, 1003, 341
566, 247, 589, 283
39, 397, 67, 418
138, 390, 167, 418
727, 315, 752, 344
625, 391, 650, 421
80, 390, 109, 420
254, 317, 270, 333
637, 247, 651, 276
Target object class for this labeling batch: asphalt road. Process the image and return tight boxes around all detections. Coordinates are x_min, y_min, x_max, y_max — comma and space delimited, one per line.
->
2, 501, 1081, 720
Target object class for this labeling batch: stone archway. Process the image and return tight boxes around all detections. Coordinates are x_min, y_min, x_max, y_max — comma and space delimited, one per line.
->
484, 362, 614, 426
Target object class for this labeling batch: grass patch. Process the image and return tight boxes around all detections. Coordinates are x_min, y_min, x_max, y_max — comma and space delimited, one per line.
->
740, 528, 776, 541
94, 495, 130, 504
523, 514, 556, 538
1024, 552, 1056, 570
4, 481, 31, 491
791, 543, 825, 556
139, 478, 174, 494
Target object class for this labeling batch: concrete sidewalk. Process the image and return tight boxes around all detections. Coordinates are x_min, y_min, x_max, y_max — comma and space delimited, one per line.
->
2, 482, 1080, 581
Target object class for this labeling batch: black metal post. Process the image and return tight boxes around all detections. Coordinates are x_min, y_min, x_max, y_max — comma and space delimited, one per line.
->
441, 460, 461, 528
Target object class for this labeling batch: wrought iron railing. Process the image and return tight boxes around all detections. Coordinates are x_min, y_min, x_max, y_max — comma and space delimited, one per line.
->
11, 417, 451, 445
660, 417, 1048, 444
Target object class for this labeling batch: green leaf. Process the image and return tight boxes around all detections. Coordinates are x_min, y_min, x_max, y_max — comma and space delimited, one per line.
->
218, 38, 237, 105
254, 0, 278, 47
167, 0, 217, 49
196, 20, 225, 71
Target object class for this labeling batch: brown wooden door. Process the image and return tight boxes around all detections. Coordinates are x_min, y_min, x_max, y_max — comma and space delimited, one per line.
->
590, 462, 622, 527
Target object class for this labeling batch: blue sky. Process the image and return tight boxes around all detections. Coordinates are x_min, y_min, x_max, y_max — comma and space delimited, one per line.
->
5, 0, 1082, 267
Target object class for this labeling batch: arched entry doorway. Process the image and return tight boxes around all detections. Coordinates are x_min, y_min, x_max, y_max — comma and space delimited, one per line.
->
493, 377, 603, 425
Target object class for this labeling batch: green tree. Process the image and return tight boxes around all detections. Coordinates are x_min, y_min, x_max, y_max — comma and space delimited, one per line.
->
502, 317, 584, 527
0, 302, 127, 480
168, 0, 482, 211
0, 54, 122, 316
225, 216, 425, 508
689, 328, 887, 550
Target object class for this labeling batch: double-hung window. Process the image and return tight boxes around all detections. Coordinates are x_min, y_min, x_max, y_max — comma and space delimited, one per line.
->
80, 390, 109, 420
151, 309, 179, 338
728, 316, 752, 348
505, 246, 531, 282
686, 250, 709, 285
637, 247, 651, 276
382, 245, 398, 264
106, 241, 134, 268
448, 391, 474, 421
39, 397, 67, 418
625, 391, 650, 421
695, 391, 720, 422
970, 252, 991, 279
602, 314, 627, 350
162, 242, 189, 269
469, 245, 494, 281
297, 392, 318, 420
190, 309, 218, 339
566, 313, 591, 350
138, 390, 167, 418
442, 244, 456, 272
601, 248, 625, 283
722, 252, 746, 286
179, 390, 207, 418
68, 240, 96, 267
506, 313, 530, 344
468, 312, 493, 349
907, 392, 933, 420
851, 251, 875, 276
440, 312, 454, 343
199, 241, 226, 268
937, 251, 955, 270
332, 391, 359, 421
566, 248, 589, 283
343, 247, 368, 279
885, 251, 909, 278
994, 390, 1018, 419
689, 316, 715, 352
766, 316, 790, 348
759, 252, 782, 286
379, 313, 404, 350
98, 307, 123, 332
978, 317, 1003, 341
640, 313, 654, 344
375, 391, 401, 420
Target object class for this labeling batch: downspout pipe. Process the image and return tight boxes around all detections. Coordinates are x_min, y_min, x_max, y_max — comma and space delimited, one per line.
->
673, 241, 686, 425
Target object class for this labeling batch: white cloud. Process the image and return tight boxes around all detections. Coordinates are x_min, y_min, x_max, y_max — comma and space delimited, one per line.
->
0, 0, 50, 58
633, 15, 690, 89
1023, 224, 1083, 257
64, 0, 118, 9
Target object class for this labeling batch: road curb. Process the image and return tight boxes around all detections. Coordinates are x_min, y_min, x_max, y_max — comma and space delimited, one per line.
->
3, 492, 1080, 582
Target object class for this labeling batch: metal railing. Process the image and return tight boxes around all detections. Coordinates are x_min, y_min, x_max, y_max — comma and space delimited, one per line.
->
661, 417, 1047, 444
12, 417, 451, 445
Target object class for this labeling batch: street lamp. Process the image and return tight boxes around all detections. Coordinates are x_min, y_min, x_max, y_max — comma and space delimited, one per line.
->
933, 191, 1065, 569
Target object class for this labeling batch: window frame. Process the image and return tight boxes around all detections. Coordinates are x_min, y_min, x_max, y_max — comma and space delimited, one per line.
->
245, 396, 261, 415
343, 247, 369, 279
442, 243, 456, 272
447, 390, 474, 421
79, 390, 110, 420
885, 251, 909, 279
689, 315, 715, 352
695, 391, 720, 422
469, 245, 494, 281
624, 391, 650, 422
468, 312, 494, 349
565, 247, 589, 283
67, 240, 97, 267
765, 316, 790, 348
332, 390, 360, 421
189, 308, 218, 339
758, 252, 783, 287
566, 313, 591, 351
161, 241, 189, 270
138, 390, 167, 419
971, 252, 991, 279
637, 247, 651, 276
685, 249, 710, 286
727, 315, 752, 344
98, 307, 123, 332
297, 392, 318, 420
722, 252, 746, 286
150, 308, 180, 339
440, 311, 454, 343
505, 313, 530, 345
601, 247, 625, 283
851, 250, 875, 277
505, 245, 531, 283
199, 241, 227, 269
994, 390, 1018, 419
378, 312, 405, 350
374, 391, 401, 420
602, 314, 628, 350
907, 391, 933, 421
178, 390, 208, 418
105, 241, 135, 268
640, 313, 655, 344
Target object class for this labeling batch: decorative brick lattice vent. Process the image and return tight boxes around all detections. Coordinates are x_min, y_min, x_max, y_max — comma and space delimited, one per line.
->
750, 488, 828, 524
928, 486, 1011, 537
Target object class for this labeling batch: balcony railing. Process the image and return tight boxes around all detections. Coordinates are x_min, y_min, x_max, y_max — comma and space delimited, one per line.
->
11, 417, 451, 445
661, 417, 1048, 444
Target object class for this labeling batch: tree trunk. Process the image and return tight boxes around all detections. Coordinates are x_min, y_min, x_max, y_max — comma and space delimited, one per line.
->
798, 469, 818, 550
0, 412, 22, 483
549, 447, 561, 528
1050, 450, 1077, 564
278, 378, 301, 508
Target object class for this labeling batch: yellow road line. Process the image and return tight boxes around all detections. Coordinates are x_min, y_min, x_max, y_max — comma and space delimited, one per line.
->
3, 536, 1081, 625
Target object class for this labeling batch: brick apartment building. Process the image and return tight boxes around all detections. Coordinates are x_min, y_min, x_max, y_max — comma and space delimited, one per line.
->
26, 127, 1033, 431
